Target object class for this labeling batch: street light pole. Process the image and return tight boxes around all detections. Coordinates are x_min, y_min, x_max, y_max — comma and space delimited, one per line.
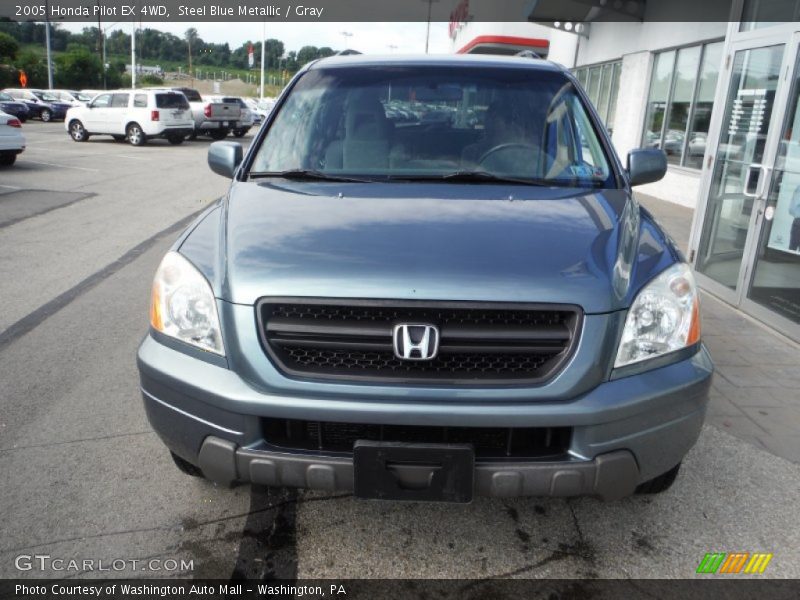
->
341, 31, 352, 50
423, 0, 439, 54
131, 20, 136, 88
259, 21, 265, 99
44, 0, 53, 88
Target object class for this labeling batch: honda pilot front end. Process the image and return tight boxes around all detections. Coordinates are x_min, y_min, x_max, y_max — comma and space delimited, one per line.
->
137, 55, 712, 502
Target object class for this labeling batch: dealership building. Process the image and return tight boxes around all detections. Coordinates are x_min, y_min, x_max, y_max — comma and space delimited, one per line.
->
450, 8, 800, 343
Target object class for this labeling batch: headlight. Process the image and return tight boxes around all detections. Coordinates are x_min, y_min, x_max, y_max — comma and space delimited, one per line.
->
614, 262, 701, 368
150, 252, 225, 355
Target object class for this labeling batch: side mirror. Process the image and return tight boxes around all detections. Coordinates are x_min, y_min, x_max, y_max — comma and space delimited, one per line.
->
627, 148, 667, 186
208, 141, 243, 178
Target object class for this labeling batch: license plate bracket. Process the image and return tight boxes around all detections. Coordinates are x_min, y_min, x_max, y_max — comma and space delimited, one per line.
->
353, 440, 474, 503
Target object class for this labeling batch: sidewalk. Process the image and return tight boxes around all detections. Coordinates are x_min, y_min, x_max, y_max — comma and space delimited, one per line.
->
638, 193, 800, 464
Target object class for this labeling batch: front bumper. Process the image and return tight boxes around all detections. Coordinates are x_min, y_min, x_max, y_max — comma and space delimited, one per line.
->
195, 435, 640, 501
138, 334, 712, 499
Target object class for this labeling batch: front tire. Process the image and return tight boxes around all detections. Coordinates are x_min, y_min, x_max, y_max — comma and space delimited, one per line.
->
170, 452, 203, 478
69, 120, 89, 142
635, 462, 681, 494
40, 108, 52, 122
126, 123, 146, 146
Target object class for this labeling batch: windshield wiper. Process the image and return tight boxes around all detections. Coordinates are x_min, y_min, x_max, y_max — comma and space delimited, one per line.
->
387, 171, 554, 186
249, 169, 373, 183
442, 171, 551, 185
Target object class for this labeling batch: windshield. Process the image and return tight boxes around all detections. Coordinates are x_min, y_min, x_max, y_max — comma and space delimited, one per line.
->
250, 65, 614, 187
33, 91, 58, 102
75, 93, 92, 102
0, 92, 12, 101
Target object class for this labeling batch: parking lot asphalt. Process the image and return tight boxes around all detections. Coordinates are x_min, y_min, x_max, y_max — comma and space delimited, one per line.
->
1, 122, 799, 581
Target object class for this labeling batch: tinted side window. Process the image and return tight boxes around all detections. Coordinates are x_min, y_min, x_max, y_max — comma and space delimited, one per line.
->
156, 94, 190, 109
111, 93, 130, 108
134, 94, 147, 108
92, 94, 112, 108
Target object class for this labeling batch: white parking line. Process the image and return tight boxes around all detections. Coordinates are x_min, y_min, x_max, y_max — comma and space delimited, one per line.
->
21, 160, 99, 172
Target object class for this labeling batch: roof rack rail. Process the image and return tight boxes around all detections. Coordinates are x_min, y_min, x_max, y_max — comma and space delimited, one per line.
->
515, 50, 542, 59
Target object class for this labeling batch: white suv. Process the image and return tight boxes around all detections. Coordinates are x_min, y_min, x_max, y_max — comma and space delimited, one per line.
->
65, 89, 194, 146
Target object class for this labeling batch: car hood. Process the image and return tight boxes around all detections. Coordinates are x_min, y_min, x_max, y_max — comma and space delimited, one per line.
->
183, 180, 679, 314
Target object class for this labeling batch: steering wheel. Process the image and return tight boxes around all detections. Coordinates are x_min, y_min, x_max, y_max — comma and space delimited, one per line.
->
477, 143, 539, 167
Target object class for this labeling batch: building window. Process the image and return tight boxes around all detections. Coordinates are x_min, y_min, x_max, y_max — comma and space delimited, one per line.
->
740, 0, 800, 31
642, 40, 724, 169
574, 61, 621, 133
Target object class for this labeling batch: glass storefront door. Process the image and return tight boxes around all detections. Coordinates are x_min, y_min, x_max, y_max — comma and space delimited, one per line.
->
693, 30, 800, 341
743, 54, 800, 332
695, 44, 784, 296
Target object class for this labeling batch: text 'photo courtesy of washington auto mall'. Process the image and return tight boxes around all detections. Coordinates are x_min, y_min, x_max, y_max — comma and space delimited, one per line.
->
1, 0, 800, 598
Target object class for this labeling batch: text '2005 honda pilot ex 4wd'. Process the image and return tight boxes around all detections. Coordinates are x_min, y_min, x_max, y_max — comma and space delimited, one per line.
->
137, 55, 713, 503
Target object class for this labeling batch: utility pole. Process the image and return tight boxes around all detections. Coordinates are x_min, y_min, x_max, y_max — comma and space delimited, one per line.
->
96, 6, 106, 89
340, 31, 352, 50
187, 33, 193, 87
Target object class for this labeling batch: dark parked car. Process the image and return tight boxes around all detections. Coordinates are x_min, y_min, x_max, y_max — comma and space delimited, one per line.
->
2, 89, 70, 122
0, 92, 30, 122
138, 55, 712, 503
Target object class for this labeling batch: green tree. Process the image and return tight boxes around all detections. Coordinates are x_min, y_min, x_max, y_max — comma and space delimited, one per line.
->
0, 31, 19, 61
14, 49, 47, 88
54, 47, 103, 88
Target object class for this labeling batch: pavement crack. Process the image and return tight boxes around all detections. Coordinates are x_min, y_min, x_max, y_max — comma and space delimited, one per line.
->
0, 491, 352, 556
0, 430, 154, 452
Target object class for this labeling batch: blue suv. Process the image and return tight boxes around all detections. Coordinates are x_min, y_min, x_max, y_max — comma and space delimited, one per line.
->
137, 55, 713, 502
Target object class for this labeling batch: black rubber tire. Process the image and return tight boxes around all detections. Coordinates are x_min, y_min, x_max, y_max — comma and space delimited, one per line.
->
40, 108, 52, 122
0, 152, 16, 166
112, 135, 126, 142
170, 452, 204, 478
208, 128, 229, 141
186, 130, 198, 141
167, 134, 184, 145
68, 120, 89, 142
635, 462, 681, 494
126, 122, 147, 146
232, 128, 247, 138
19, 116, 27, 123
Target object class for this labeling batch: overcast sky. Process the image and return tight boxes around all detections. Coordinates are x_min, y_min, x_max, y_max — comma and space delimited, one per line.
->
60, 21, 453, 55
